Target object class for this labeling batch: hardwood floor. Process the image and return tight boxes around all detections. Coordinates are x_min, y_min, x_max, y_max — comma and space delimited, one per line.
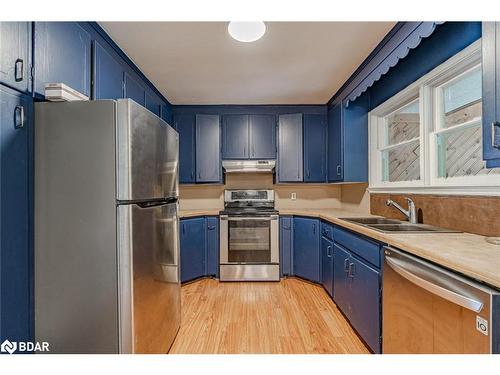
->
169, 277, 370, 354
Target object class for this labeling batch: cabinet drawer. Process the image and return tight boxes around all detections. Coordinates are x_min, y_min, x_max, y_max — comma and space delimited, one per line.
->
321, 221, 334, 241
333, 226, 381, 268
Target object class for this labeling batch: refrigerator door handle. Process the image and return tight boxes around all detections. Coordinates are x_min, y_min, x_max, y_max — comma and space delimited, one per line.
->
385, 253, 483, 313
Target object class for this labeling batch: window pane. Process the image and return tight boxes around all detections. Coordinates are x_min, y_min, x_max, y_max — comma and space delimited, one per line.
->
442, 68, 482, 129
382, 140, 420, 182
384, 100, 420, 146
437, 125, 500, 178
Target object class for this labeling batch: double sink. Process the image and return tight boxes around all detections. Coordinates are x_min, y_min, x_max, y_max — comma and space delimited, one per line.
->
340, 217, 461, 233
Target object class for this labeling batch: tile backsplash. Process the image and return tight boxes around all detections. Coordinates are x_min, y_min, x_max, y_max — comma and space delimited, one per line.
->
371, 193, 500, 237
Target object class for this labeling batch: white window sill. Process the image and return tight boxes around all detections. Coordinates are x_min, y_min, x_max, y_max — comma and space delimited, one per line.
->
368, 185, 500, 196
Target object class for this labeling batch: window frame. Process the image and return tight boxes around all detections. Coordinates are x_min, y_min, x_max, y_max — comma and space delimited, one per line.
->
369, 40, 500, 196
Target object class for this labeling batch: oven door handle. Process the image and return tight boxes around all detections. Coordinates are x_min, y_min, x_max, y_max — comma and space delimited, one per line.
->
220, 215, 278, 221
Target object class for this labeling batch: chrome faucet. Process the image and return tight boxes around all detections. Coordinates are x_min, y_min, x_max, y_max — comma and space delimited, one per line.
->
386, 198, 417, 224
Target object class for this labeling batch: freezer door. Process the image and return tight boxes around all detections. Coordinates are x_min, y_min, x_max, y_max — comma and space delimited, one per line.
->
117, 99, 179, 201
118, 202, 181, 354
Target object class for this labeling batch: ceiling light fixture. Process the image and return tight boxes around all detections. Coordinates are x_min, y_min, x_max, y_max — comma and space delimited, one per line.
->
228, 21, 266, 43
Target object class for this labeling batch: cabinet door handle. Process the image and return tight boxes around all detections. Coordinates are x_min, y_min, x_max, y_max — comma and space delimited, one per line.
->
348, 262, 355, 278
198, 171, 201, 180
492, 121, 500, 149
327, 245, 332, 257
15, 105, 24, 129
15, 58, 24, 82
182, 223, 185, 234
344, 258, 349, 273
336, 165, 342, 176
191, 171, 194, 180
207, 225, 216, 230
312, 223, 316, 234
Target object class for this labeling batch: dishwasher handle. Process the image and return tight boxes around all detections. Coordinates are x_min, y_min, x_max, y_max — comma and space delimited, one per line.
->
385, 251, 484, 313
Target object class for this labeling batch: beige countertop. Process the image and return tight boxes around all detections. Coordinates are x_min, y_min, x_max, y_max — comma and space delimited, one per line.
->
180, 207, 500, 289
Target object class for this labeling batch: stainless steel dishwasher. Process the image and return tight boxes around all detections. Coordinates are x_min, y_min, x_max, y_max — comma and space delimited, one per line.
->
383, 247, 500, 354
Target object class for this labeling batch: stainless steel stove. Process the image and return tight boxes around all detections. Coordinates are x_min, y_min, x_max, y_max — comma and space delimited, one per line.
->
219, 189, 279, 281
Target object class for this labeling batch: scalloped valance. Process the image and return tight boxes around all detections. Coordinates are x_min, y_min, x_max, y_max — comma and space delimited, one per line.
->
345, 21, 445, 107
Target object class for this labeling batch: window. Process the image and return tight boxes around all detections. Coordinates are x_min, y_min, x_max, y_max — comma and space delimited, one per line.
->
369, 40, 500, 195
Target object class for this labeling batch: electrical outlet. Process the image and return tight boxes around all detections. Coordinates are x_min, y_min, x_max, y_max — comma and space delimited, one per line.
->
291, 192, 297, 200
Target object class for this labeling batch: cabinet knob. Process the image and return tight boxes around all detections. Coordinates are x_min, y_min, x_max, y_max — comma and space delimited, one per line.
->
336, 165, 342, 176
344, 258, 349, 273
348, 262, 355, 278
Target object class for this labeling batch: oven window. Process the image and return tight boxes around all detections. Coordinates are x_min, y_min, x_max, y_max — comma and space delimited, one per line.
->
228, 219, 270, 263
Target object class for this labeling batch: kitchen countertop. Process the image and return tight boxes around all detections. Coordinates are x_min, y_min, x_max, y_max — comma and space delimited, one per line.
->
179, 207, 500, 289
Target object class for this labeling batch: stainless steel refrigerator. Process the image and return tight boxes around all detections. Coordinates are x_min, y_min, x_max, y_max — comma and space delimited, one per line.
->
34, 99, 180, 353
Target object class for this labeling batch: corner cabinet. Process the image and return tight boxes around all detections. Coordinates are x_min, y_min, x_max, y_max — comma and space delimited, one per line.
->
180, 216, 219, 282
327, 93, 369, 182
292, 217, 320, 283
482, 22, 500, 167
0, 22, 32, 94
34, 22, 91, 97
0, 86, 33, 342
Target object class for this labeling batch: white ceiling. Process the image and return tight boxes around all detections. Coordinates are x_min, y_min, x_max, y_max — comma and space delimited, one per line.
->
100, 22, 396, 105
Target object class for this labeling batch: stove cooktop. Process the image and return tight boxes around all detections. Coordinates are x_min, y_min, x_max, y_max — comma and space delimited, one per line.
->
219, 207, 279, 216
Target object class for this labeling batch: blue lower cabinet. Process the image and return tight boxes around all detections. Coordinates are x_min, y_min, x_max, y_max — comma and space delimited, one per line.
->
0, 85, 33, 342
333, 228, 382, 353
180, 216, 220, 282
206, 216, 219, 277
348, 255, 381, 353
279, 216, 293, 277
180, 217, 206, 283
320, 236, 334, 297
333, 243, 351, 316
293, 217, 320, 283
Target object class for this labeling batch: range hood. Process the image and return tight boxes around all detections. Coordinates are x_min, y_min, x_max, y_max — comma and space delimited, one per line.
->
222, 160, 276, 173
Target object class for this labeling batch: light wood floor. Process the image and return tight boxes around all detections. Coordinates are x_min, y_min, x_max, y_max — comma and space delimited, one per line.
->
169, 277, 369, 354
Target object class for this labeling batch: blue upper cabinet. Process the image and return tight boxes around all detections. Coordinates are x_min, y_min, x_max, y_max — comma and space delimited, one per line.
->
0, 86, 33, 342
196, 114, 221, 183
123, 72, 145, 106
180, 217, 206, 283
92, 40, 124, 100
278, 113, 303, 182
145, 89, 162, 117
249, 114, 276, 159
173, 114, 196, 184
303, 113, 327, 182
293, 217, 320, 283
161, 104, 172, 124
328, 103, 343, 182
482, 22, 500, 168
222, 115, 249, 159
327, 93, 369, 182
222, 114, 276, 160
34, 22, 91, 97
0, 22, 32, 94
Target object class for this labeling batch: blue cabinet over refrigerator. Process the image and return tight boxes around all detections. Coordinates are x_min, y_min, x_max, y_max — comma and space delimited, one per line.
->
34, 22, 92, 98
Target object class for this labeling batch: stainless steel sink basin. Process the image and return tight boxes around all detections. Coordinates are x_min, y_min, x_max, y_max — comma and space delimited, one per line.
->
340, 217, 402, 225
340, 217, 461, 233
